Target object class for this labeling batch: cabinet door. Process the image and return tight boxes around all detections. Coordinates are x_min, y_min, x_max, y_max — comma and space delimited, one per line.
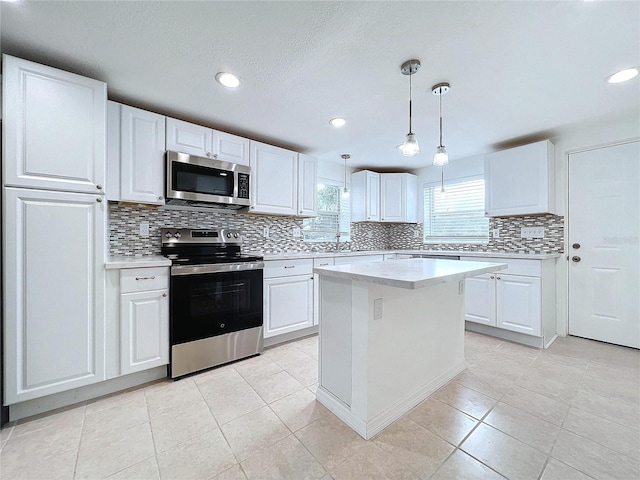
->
166, 117, 213, 158
213, 130, 250, 166
366, 171, 381, 221
464, 274, 497, 326
297, 153, 318, 217
485, 140, 554, 216
120, 289, 169, 375
250, 142, 298, 215
380, 173, 406, 222
264, 276, 313, 338
496, 274, 542, 336
3, 54, 107, 194
120, 105, 166, 205
4, 187, 106, 404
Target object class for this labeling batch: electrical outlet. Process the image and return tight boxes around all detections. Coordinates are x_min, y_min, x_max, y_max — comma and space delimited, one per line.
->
139, 222, 149, 237
263, 227, 270, 238
459, 280, 465, 295
374, 298, 383, 320
492, 228, 500, 239
293, 227, 301, 238
414, 230, 420, 239
521, 227, 545, 239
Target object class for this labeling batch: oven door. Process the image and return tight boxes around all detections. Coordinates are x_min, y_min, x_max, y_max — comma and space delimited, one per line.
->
170, 268, 263, 346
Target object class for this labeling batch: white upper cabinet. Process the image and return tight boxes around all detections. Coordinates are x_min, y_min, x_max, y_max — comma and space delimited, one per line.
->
380, 173, 418, 223
2, 54, 107, 194
250, 141, 317, 217
166, 117, 249, 166
297, 153, 318, 217
351, 170, 380, 222
485, 140, 556, 216
116, 104, 166, 205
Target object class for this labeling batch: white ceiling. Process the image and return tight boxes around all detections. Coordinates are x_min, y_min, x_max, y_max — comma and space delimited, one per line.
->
2, 1, 639, 170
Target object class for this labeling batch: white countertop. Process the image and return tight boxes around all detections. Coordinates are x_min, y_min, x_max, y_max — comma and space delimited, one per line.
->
314, 258, 507, 289
105, 256, 172, 269
256, 249, 560, 261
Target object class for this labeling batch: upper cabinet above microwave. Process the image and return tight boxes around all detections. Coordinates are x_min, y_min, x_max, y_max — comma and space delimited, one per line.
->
484, 140, 556, 217
166, 117, 249, 166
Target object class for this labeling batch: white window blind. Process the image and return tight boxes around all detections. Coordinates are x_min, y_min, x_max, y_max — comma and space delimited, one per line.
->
303, 183, 350, 242
423, 178, 489, 243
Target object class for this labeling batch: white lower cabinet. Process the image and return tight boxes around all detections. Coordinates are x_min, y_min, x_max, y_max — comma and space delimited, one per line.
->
3, 187, 106, 404
264, 259, 314, 338
119, 268, 169, 375
462, 257, 555, 347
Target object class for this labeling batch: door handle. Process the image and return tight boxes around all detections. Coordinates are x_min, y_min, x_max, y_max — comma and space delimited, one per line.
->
572, 243, 581, 249
572, 256, 581, 262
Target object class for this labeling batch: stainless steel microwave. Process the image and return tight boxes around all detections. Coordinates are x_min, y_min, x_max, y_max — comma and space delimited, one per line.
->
165, 150, 251, 209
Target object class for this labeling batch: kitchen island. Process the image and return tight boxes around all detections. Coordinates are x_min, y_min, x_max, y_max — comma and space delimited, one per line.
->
314, 258, 507, 440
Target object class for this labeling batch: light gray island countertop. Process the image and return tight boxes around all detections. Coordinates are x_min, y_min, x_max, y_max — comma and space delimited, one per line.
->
314, 258, 507, 289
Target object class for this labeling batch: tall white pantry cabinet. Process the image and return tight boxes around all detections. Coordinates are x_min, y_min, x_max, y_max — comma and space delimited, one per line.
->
2, 55, 108, 404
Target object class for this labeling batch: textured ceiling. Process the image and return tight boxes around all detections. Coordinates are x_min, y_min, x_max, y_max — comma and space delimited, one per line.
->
2, 1, 639, 170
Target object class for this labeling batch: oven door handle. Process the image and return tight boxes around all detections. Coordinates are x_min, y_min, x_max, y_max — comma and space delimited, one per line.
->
171, 261, 264, 276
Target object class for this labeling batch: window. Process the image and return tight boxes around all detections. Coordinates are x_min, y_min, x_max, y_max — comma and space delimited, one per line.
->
303, 183, 350, 242
423, 177, 489, 243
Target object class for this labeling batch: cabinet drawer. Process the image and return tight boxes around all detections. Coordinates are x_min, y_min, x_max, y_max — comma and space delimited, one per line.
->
264, 259, 313, 278
334, 254, 385, 265
120, 267, 169, 293
313, 257, 335, 268
461, 257, 541, 277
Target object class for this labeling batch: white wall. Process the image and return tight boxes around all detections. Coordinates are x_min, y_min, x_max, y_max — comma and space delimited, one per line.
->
318, 160, 353, 185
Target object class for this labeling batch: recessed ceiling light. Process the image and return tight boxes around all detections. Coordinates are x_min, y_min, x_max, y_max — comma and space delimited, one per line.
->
329, 117, 346, 128
607, 68, 639, 84
216, 72, 240, 88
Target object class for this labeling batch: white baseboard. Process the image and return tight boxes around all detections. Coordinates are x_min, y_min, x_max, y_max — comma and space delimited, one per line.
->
9, 366, 167, 421
465, 322, 544, 348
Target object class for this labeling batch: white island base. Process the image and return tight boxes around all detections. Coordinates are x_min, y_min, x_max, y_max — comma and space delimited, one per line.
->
315, 259, 506, 440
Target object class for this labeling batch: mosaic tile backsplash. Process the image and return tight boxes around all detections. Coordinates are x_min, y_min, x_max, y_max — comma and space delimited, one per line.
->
109, 204, 563, 256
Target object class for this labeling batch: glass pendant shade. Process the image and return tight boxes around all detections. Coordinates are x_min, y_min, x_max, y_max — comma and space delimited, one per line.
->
433, 145, 449, 166
401, 133, 420, 157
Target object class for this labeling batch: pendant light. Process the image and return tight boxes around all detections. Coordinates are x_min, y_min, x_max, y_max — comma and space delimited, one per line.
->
341, 154, 350, 198
432, 82, 450, 166
400, 59, 421, 157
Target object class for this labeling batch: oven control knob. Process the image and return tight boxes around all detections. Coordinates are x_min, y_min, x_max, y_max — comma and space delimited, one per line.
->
165, 232, 173, 238
220, 323, 225, 328
234, 232, 239, 238
227, 232, 232, 238
174, 232, 182, 239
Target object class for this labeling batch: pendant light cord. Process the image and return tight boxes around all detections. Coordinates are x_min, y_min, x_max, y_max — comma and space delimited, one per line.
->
408, 70, 413, 134
439, 91, 443, 147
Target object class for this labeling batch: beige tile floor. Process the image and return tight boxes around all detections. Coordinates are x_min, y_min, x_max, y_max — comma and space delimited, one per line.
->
1, 331, 639, 479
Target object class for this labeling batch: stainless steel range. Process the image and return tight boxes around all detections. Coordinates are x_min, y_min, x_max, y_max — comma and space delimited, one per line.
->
161, 228, 264, 378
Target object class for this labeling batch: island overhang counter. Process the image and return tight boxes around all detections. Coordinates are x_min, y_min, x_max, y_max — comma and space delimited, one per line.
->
314, 258, 507, 440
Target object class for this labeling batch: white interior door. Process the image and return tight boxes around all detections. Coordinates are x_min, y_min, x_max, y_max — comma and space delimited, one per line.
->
568, 140, 640, 348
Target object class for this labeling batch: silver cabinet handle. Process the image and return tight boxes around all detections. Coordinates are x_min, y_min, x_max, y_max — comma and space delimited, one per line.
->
284, 266, 295, 269
496, 276, 501, 280
96, 197, 102, 203
162, 293, 167, 297
572, 243, 581, 249
96, 184, 103, 190
319, 263, 329, 266
158, 196, 164, 201
490, 275, 495, 279
572, 256, 581, 263
206, 152, 212, 157
135, 276, 156, 280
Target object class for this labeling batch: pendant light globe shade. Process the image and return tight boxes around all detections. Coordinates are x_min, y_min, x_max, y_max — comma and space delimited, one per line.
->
401, 133, 420, 157
433, 145, 449, 166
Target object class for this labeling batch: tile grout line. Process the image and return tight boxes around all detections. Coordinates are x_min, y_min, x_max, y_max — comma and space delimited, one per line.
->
72, 404, 88, 480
